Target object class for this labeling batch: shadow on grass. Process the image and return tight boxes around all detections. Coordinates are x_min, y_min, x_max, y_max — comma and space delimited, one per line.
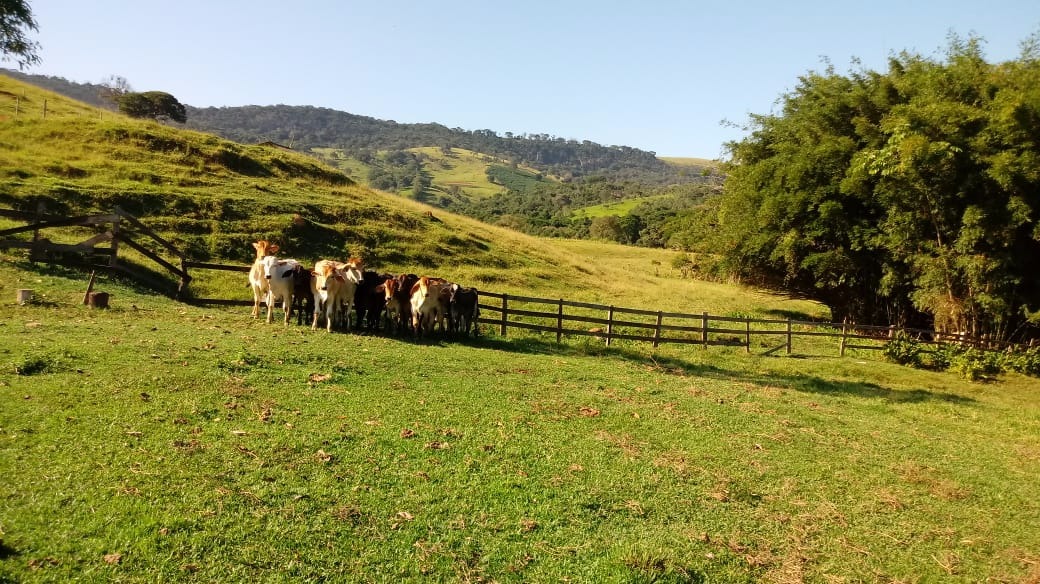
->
472, 335, 976, 405
762, 308, 830, 322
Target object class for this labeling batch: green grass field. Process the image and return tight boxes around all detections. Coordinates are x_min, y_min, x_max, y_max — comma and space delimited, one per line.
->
2, 74, 1040, 583
1, 257, 1039, 583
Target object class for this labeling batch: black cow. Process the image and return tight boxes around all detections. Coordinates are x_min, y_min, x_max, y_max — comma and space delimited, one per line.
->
288, 264, 314, 326
448, 284, 480, 336
354, 271, 392, 332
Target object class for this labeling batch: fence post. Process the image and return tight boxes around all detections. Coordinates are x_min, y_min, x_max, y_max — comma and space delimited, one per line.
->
109, 214, 121, 267
702, 312, 708, 348
653, 312, 663, 348
500, 294, 508, 337
177, 257, 191, 300
30, 201, 45, 263
786, 320, 792, 355
745, 316, 751, 354
840, 320, 848, 357
556, 299, 563, 343
606, 306, 614, 347
42, 99, 47, 119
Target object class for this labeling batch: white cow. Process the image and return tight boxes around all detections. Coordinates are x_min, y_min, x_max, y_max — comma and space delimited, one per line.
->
261, 257, 302, 325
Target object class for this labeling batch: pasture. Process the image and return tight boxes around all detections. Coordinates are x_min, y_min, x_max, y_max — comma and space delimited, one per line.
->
1, 255, 1039, 583
2, 73, 1039, 582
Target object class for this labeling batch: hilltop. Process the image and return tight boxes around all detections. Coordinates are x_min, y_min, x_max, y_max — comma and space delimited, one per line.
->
1, 69, 711, 185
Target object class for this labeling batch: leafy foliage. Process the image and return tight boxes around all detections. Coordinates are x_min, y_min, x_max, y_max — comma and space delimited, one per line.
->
118, 90, 187, 123
698, 33, 1040, 341
0, 0, 39, 69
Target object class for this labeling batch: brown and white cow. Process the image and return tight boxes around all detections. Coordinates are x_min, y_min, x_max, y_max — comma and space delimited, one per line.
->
248, 240, 279, 319
384, 273, 419, 336
310, 258, 364, 332
410, 276, 451, 337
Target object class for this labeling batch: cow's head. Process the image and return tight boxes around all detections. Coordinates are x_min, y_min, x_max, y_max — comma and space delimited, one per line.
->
252, 240, 279, 259
312, 262, 340, 291
384, 278, 399, 304
260, 255, 281, 280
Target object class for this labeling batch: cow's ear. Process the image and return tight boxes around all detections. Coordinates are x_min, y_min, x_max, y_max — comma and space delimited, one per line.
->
311, 271, 319, 277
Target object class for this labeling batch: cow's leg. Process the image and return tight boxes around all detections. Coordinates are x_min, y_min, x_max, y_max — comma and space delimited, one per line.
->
265, 290, 275, 324
283, 292, 293, 326
311, 294, 322, 331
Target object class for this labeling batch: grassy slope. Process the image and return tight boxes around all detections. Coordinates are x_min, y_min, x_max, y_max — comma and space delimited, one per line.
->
1, 75, 1039, 582
572, 194, 673, 219
660, 156, 719, 168
412, 146, 508, 199
311, 144, 545, 202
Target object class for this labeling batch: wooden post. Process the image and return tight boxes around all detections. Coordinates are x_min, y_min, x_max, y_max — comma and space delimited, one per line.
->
30, 201, 44, 263
786, 320, 793, 355
653, 311, 663, 348
109, 214, 121, 267
840, 320, 848, 357
82, 271, 96, 305
500, 294, 508, 337
702, 312, 709, 348
745, 316, 751, 354
42, 99, 47, 118
606, 306, 614, 347
556, 299, 563, 343
178, 257, 191, 299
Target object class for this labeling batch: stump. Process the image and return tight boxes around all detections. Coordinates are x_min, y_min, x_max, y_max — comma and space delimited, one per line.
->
16, 289, 33, 305
87, 291, 110, 309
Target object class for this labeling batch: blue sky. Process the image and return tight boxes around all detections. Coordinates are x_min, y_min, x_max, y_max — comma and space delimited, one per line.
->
24, 0, 1040, 158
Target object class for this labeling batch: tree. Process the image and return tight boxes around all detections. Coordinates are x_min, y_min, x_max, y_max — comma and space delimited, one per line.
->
118, 91, 187, 123
98, 75, 132, 109
706, 33, 1040, 340
0, 0, 40, 69
589, 216, 625, 242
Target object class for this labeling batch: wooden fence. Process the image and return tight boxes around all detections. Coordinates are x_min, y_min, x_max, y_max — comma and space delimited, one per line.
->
0, 207, 1026, 356
473, 293, 1025, 355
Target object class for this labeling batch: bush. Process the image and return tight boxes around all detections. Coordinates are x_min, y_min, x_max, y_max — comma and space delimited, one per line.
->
882, 334, 924, 368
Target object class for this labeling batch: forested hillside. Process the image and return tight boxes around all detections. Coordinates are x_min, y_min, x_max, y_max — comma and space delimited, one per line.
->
183, 104, 699, 185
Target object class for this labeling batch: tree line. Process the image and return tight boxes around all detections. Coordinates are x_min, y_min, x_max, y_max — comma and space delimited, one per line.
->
182, 103, 702, 185
687, 34, 1040, 341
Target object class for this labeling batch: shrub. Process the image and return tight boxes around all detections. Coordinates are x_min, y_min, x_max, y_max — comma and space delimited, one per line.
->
882, 334, 924, 368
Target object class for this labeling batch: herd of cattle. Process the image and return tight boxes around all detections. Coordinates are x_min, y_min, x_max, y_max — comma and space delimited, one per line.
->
247, 240, 480, 336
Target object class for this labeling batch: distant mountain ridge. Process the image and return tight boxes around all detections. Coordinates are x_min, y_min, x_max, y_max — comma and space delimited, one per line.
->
2, 69, 705, 185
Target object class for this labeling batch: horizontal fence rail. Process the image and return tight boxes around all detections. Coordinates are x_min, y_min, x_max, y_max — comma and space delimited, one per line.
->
2, 206, 1030, 356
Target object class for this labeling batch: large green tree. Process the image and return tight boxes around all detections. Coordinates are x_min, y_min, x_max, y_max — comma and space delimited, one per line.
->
705, 34, 1040, 340
118, 91, 187, 123
0, 0, 39, 69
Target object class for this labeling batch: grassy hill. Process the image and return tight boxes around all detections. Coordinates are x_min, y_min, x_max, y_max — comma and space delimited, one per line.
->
572, 194, 674, 219
312, 145, 553, 205
1, 74, 1039, 582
